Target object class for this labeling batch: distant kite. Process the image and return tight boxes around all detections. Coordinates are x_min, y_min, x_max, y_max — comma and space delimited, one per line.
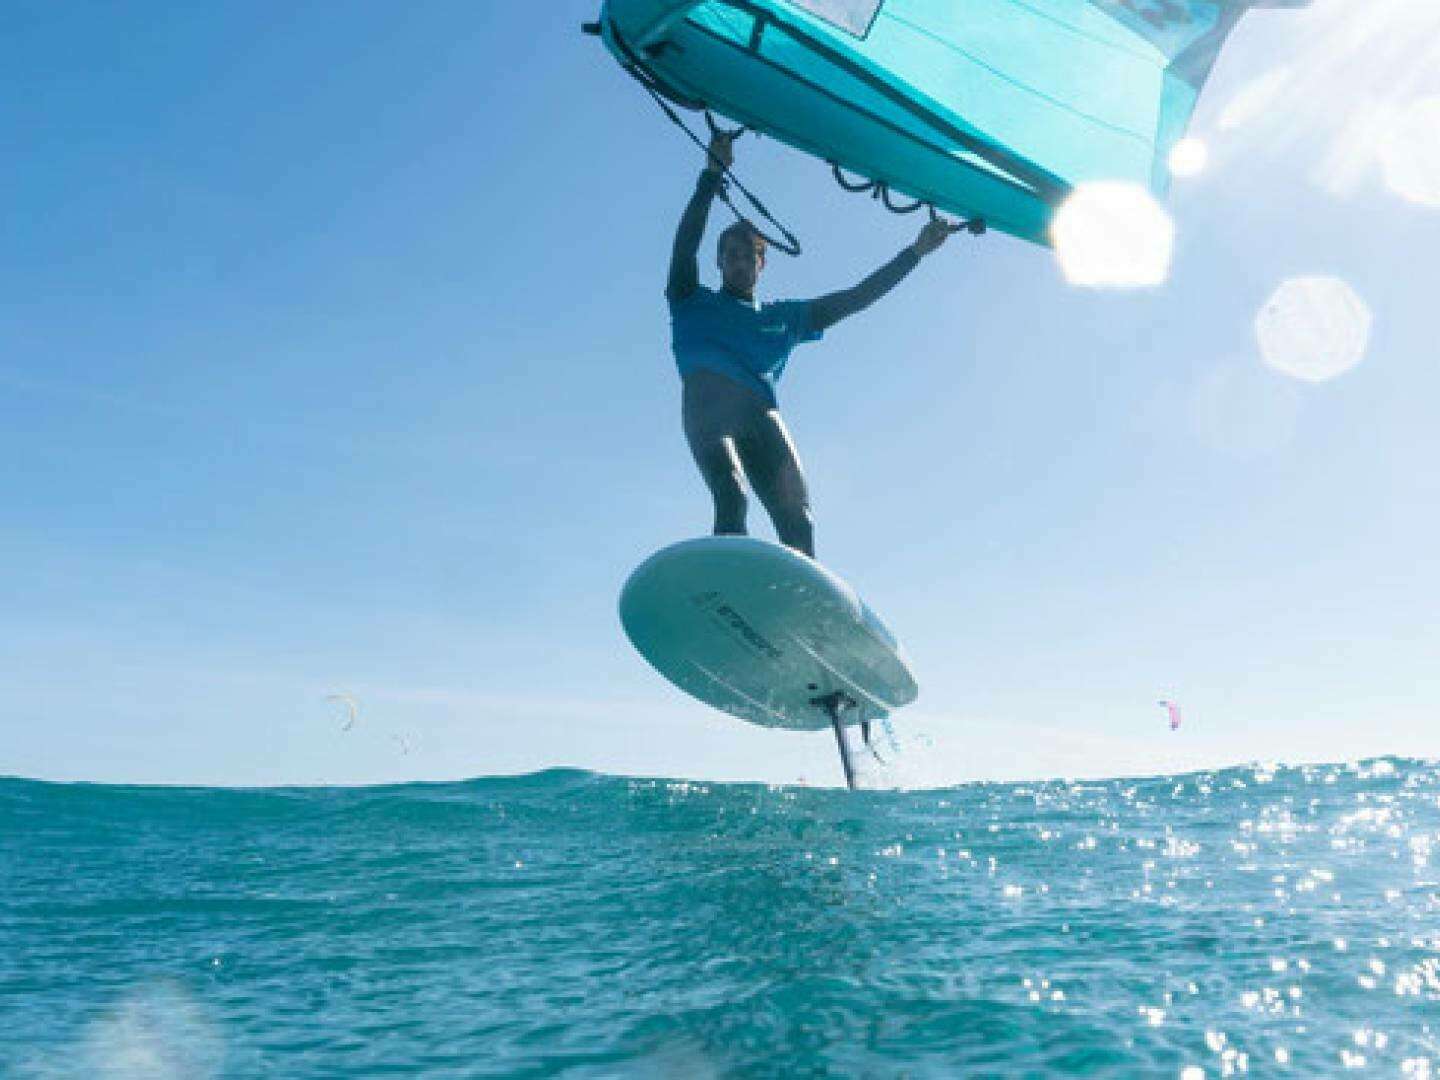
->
325, 693, 359, 732
1158, 699, 1182, 731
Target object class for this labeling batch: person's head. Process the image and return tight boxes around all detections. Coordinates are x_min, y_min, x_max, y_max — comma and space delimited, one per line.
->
716, 221, 766, 296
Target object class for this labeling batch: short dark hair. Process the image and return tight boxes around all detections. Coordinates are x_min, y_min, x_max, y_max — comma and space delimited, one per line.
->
717, 220, 766, 260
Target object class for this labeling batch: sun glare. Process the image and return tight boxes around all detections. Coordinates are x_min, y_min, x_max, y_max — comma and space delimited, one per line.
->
1052, 183, 1175, 288
1206, 0, 1440, 199
1379, 96, 1440, 206
1168, 138, 1210, 180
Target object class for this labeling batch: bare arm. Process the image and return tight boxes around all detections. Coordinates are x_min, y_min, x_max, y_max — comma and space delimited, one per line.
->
808, 217, 953, 332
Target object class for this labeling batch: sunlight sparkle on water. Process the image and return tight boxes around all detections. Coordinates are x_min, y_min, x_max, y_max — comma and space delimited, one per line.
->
8, 760, 1440, 1076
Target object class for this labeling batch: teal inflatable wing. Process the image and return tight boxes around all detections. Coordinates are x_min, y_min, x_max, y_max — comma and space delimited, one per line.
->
593, 0, 1307, 246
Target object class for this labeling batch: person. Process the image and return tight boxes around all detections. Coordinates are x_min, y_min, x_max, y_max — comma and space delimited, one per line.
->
666, 131, 953, 559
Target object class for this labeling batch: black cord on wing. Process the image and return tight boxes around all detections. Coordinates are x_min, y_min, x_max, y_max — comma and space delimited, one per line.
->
831, 163, 988, 235
588, 19, 802, 256
832, 163, 923, 214
585, 17, 988, 251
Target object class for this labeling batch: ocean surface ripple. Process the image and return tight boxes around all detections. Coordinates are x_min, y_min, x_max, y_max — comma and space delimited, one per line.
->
3, 758, 1439, 1077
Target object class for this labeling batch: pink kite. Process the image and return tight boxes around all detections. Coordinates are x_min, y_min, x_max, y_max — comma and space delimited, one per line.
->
1158, 700, 1182, 731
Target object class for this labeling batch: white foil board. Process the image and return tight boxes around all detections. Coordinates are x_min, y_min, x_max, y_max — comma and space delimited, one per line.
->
619, 537, 918, 730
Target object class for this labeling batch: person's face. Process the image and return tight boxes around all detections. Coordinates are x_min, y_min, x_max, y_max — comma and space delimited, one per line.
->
718, 234, 764, 295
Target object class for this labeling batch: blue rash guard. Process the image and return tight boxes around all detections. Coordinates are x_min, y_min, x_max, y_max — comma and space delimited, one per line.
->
668, 288, 822, 408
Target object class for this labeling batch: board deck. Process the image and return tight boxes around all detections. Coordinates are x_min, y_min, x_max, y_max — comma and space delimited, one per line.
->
619, 537, 918, 730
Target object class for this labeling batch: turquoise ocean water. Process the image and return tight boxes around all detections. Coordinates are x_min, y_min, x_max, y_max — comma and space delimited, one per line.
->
4, 758, 1439, 1077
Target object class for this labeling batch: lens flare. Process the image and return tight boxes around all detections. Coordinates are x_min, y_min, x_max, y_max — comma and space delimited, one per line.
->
1255, 276, 1373, 382
1052, 183, 1175, 288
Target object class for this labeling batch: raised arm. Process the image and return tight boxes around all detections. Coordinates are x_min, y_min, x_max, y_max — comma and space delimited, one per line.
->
808, 217, 952, 332
666, 133, 734, 303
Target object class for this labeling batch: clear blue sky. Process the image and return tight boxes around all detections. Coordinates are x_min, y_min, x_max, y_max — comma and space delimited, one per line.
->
4, 1, 1437, 787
